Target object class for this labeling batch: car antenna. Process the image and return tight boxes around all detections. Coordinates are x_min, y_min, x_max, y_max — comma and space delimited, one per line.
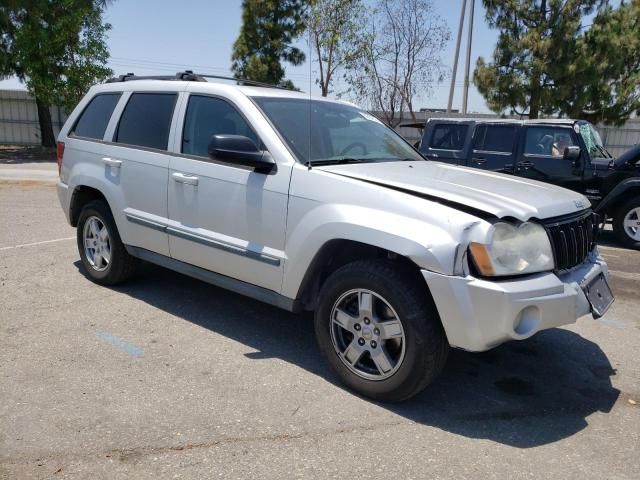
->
307, 32, 312, 171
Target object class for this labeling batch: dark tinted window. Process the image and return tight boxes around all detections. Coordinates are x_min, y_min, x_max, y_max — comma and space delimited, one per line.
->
429, 124, 468, 150
72, 93, 121, 139
115, 93, 176, 150
473, 125, 516, 153
182, 95, 259, 156
524, 127, 576, 157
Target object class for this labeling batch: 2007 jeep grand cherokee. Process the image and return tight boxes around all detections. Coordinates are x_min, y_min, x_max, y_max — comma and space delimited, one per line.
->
55, 71, 614, 402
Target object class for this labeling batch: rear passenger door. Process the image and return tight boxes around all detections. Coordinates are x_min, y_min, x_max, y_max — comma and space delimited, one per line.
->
469, 124, 517, 171
420, 122, 471, 165
101, 91, 180, 256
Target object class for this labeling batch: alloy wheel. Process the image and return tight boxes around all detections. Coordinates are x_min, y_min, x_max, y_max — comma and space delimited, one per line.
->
329, 289, 406, 381
83, 216, 111, 272
623, 207, 640, 242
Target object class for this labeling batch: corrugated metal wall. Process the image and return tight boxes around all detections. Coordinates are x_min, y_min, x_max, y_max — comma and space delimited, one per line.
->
1, 89, 638, 156
598, 122, 640, 157
0, 90, 66, 145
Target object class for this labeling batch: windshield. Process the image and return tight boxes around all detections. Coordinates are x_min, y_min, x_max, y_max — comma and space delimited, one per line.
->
578, 122, 610, 159
252, 97, 424, 165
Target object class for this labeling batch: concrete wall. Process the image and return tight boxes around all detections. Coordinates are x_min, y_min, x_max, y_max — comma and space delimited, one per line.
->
0, 90, 66, 145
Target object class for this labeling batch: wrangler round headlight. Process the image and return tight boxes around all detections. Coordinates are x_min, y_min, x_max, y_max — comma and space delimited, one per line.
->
469, 221, 554, 276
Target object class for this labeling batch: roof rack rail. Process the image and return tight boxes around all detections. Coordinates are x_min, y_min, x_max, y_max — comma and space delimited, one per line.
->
105, 70, 294, 90
105, 70, 206, 83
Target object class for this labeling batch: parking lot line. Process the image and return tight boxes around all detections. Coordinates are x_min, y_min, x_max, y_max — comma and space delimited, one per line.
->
0, 236, 75, 251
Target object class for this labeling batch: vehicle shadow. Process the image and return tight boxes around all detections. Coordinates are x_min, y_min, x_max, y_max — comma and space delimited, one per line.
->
77, 261, 620, 449
598, 228, 623, 249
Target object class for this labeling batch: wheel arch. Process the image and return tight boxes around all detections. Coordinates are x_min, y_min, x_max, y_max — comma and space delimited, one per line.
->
69, 185, 110, 227
295, 239, 427, 311
596, 179, 640, 217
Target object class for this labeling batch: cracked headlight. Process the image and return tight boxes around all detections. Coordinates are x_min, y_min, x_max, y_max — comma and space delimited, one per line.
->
469, 221, 554, 276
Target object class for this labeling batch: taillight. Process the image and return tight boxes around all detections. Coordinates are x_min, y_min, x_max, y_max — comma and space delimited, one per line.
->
56, 141, 65, 176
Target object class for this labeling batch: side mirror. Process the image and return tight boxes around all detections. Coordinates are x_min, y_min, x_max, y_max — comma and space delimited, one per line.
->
563, 145, 581, 162
208, 135, 275, 173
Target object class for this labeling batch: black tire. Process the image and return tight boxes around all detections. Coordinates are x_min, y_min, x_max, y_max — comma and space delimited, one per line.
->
76, 199, 138, 285
314, 259, 448, 402
612, 197, 640, 249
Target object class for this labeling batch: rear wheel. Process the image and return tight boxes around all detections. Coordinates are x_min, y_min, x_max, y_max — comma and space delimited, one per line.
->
613, 198, 640, 249
77, 200, 138, 285
314, 259, 448, 402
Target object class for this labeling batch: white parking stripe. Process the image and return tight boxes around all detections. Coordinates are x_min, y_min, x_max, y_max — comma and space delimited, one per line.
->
0, 236, 75, 251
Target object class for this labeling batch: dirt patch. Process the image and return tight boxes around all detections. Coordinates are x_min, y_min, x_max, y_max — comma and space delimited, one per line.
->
0, 145, 56, 163
0, 179, 56, 188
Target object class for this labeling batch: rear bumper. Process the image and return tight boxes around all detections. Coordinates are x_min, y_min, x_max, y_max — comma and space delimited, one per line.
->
422, 251, 609, 351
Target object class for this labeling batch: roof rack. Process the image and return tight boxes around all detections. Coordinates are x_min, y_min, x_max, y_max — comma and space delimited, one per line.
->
106, 70, 294, 90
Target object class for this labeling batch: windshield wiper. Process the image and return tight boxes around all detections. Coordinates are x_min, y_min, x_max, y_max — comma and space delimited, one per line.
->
594, 144, 611, 159
310, 157, 372, 166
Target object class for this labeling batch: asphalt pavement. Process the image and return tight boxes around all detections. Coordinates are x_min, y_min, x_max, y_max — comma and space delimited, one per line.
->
0, 166, 638, 479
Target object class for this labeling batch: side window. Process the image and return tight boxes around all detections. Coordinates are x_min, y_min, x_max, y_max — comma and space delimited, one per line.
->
429, 124, 468, 150
115, 93, 177, 150
182, 95, 260, 157
524, 127, 576, 157
473, 125, 516, 153
71, 93, 121, 140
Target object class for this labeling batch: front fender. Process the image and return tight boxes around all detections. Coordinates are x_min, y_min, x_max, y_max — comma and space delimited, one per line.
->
596, 178, 640, 213
281, 201, 467, 299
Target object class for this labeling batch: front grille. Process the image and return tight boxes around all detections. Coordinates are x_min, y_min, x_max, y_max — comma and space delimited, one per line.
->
543, 211, 598, 271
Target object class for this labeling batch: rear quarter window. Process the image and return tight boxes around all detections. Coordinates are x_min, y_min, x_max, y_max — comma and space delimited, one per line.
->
115, 93, 177, 150
71, 93, 121, 140
428, 124, 468, 150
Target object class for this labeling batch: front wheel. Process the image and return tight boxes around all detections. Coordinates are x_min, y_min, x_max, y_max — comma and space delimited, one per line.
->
314, 259, 448, 402
613, 198, 640, 249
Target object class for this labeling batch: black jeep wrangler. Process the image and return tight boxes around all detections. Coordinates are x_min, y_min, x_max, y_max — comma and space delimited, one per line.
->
413, 118, 640, 249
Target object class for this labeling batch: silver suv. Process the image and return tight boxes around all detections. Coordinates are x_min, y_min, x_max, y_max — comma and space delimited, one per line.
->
55, 72, 614, 401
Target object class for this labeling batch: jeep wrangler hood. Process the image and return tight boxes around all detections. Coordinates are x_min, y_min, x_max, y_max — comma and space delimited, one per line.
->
613, 144, 640, 167
319, 161, 590, 221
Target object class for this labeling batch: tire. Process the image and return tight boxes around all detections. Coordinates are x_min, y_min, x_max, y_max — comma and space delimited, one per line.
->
612, 197, 640, 249
314, 259, 448, 402
76, 199, 138, 285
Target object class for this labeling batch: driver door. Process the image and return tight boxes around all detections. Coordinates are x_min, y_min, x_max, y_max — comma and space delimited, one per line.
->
166, 92, 291, 291
514, 126, 584, 190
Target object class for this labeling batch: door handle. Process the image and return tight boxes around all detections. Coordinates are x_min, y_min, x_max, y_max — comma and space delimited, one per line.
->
471, 157, 486, 164
101, 157, 122, 168
517, 161, 534, 168
172, 172, 199, 186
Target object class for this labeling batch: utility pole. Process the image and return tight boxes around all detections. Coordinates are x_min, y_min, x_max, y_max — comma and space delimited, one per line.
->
462, 0, 475, 114
447, 0, 467, 113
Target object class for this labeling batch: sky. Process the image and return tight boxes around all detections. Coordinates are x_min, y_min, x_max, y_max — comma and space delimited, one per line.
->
0, 0, 498, 113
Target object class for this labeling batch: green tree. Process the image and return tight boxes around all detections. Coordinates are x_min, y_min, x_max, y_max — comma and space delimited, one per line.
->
345, 0, 450, 126
308, 0, 366, 97
231, 0, 306, 88
474, 0, 640, 124
567, 0, 640, 124
0, 0, 112, 147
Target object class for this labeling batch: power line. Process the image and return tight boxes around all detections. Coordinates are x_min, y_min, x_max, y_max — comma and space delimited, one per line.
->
109, 56, 312, 80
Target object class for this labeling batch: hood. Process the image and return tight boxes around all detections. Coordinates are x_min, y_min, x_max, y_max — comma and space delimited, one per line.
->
613, 144, 640, 167
318, 161, 590, 221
